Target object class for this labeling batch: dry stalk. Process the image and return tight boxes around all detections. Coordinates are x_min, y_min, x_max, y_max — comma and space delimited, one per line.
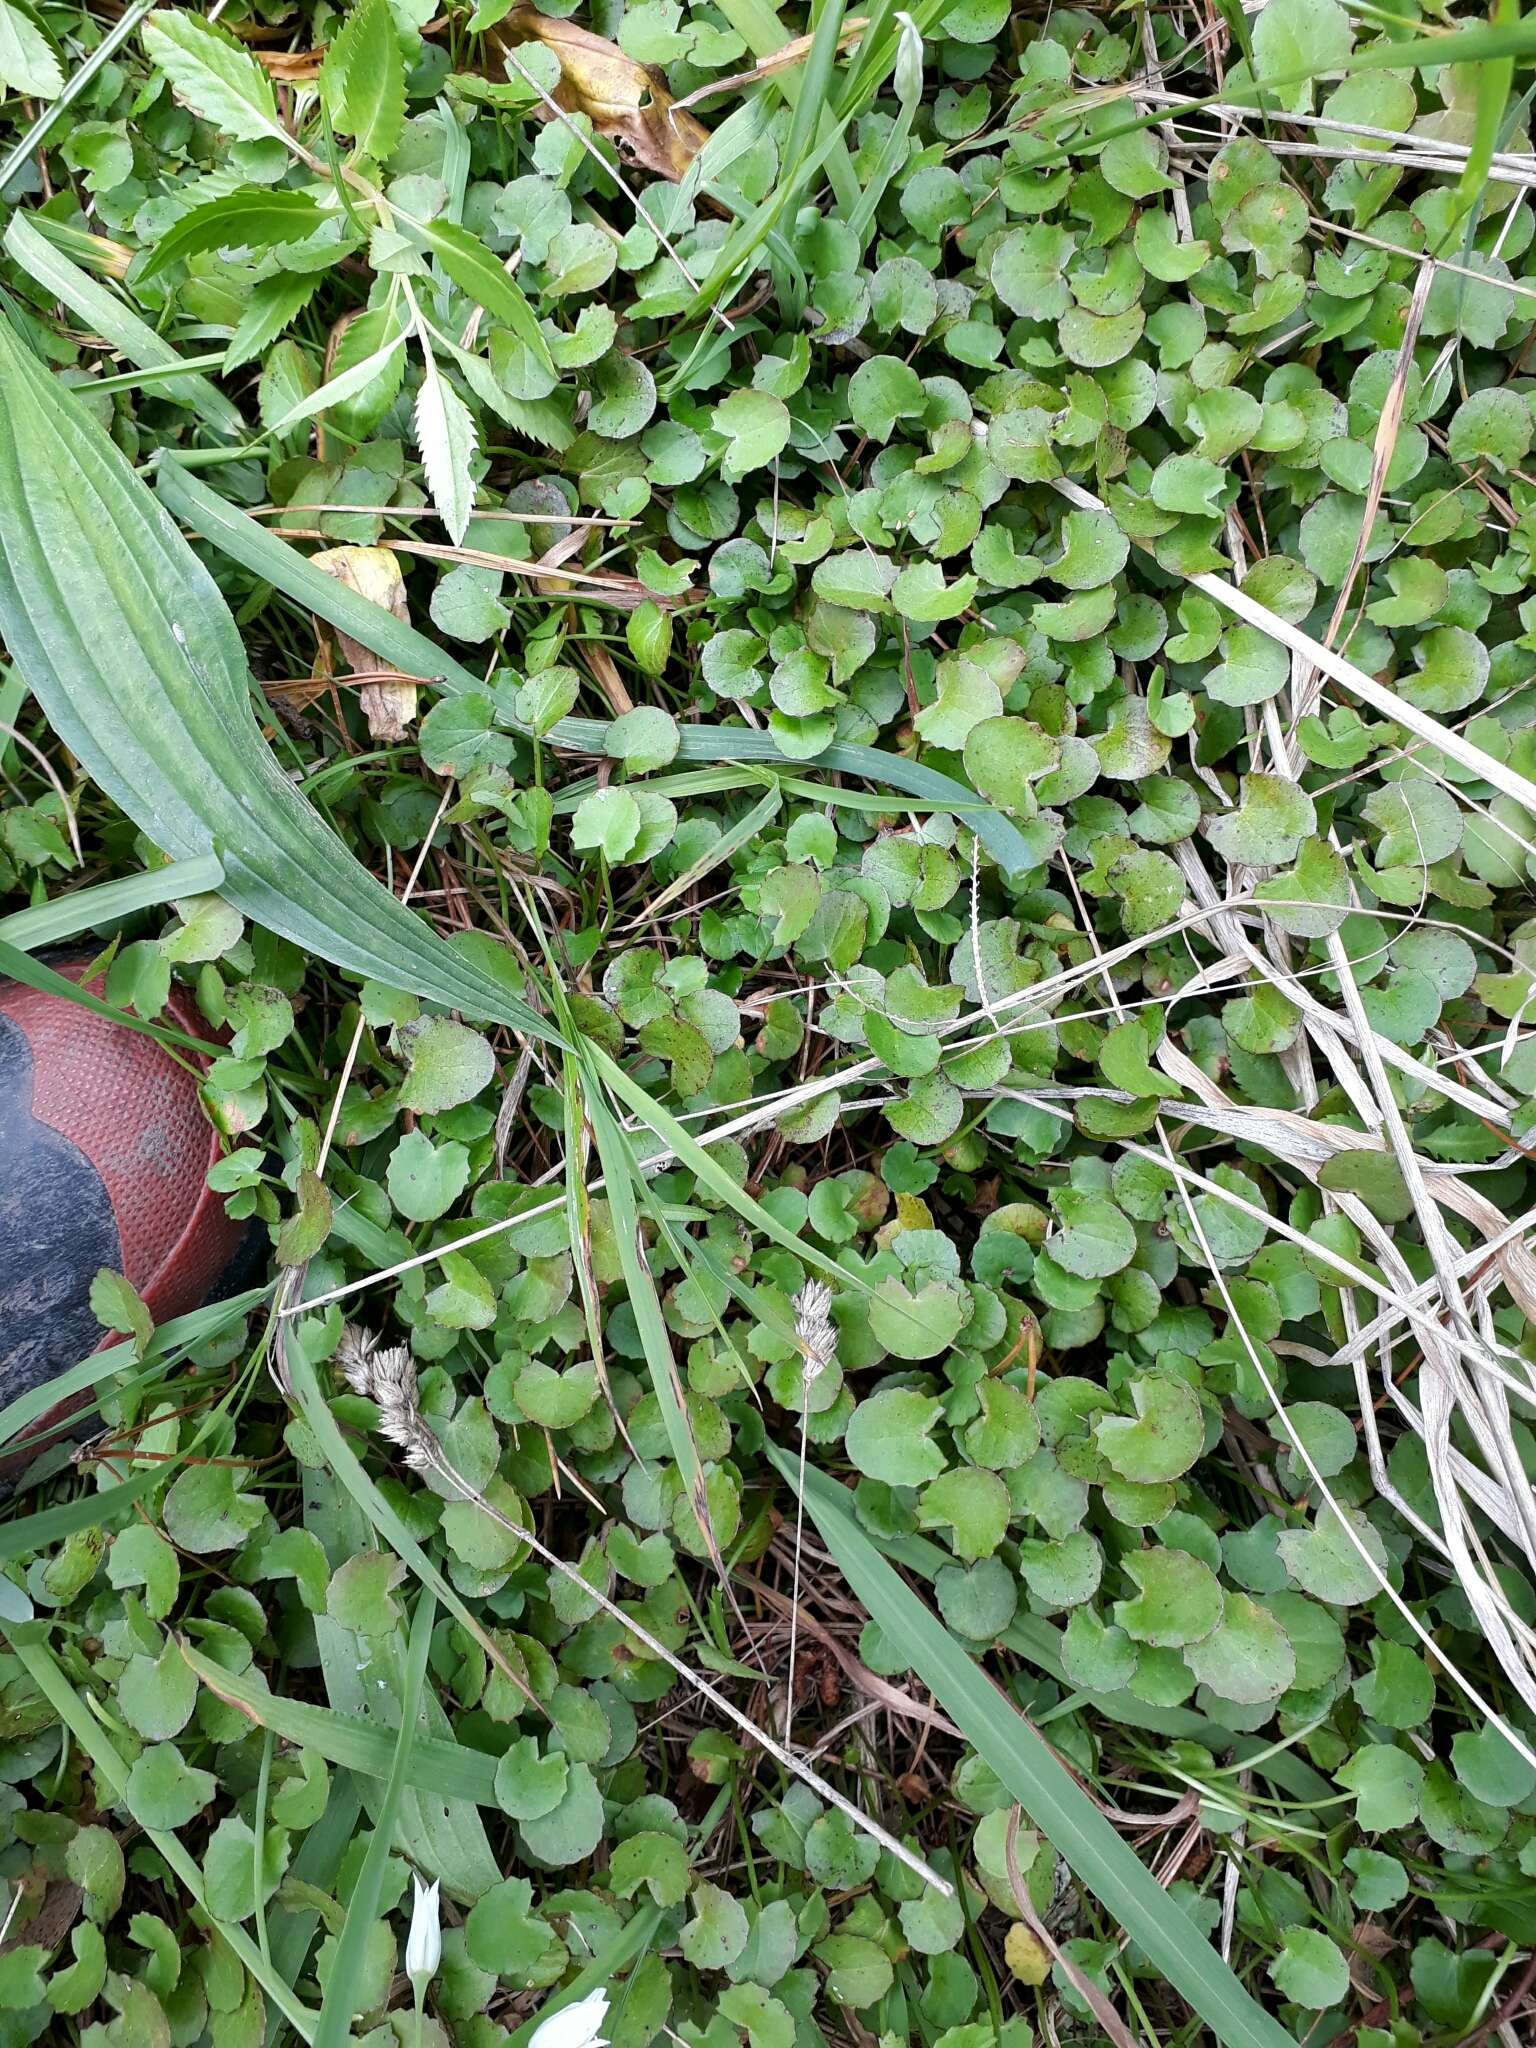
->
784, 1280, 837, 1748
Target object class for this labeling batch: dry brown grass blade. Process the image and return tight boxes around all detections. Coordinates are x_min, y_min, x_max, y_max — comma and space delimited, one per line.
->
384, 536, 694, 609
669, 16, 870, 114
1164, 1161, 1536, 1761
1290, 263, 1433, 731
1003, 1808, 1140, 2048
1053, 476, 1536, 817
1114, 429, 1536, 1711
742, 1568, 960, 1736
1153, 1092, 1536, 1317
487, 8, 710, 180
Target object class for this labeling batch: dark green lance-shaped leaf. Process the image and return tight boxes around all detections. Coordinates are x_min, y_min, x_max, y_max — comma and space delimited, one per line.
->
179, 1643, 497, 1803
137, 188, 328, 281
0, 312, 559, 1046
411, 215, 554, 378
772, 1449, 1298, 2048
155, 461, 1036, 877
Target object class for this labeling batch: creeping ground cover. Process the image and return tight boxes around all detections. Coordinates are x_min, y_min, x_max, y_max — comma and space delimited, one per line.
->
7, 0, 1536, 2042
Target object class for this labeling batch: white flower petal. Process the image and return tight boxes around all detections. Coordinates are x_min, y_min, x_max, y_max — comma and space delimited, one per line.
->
528, 1986, 611, 2048
405, 1874, 441, 1983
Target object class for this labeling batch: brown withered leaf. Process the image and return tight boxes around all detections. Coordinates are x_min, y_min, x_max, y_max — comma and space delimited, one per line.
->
310, 546, 421, 741
487, 8, 709, 181
253, 48, 324, 81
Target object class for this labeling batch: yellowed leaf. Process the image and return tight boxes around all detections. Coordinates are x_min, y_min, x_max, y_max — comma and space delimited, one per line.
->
311, 545, 419, 741
1005, 1922, 1052, 1986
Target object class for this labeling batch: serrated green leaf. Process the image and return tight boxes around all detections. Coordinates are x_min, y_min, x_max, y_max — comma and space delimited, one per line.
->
138, 189, 328, 281
320, 0, 406, 161
142, 9, 284, 142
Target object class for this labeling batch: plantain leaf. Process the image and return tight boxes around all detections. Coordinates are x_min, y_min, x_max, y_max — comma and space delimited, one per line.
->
179, 1643, 499, 1806
0, 310, 559, 1045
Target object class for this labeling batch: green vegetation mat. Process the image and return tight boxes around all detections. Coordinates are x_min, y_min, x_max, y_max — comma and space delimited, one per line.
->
1, 0, 1536, 2043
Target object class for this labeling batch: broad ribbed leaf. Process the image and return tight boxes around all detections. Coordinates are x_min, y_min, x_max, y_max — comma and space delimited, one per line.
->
0, 313, 558, 1044
179, 1644, 498, 1803
772, 1451, 1298, 2048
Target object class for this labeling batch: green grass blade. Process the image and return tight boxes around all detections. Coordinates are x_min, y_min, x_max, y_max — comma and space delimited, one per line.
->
581, 1074, 728, 1565
303, 1463, 502, 1899
0, 935, 222, 1057
591, 1046, 995, 1362
868, 1520, 1329, 1802
0, 852, 224, 951
313, 1584, 434, 2048
0, 313, 561, 1046
264, 1775, 365, 2048
1449, 0, 1518, 231
180, 1643, 499, 1803
156, 461, 1034, 873
506, 1907, 664, 2048
0, 1286, 268, 1455
508, 1786, 734, 2048
4, 213, 243, 435
781, 0, 850, 190
771, 1449, 1297, 2048
2, 1626, 319, 2043
0, 1285, 275, 1561
712, 0, 860, 212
